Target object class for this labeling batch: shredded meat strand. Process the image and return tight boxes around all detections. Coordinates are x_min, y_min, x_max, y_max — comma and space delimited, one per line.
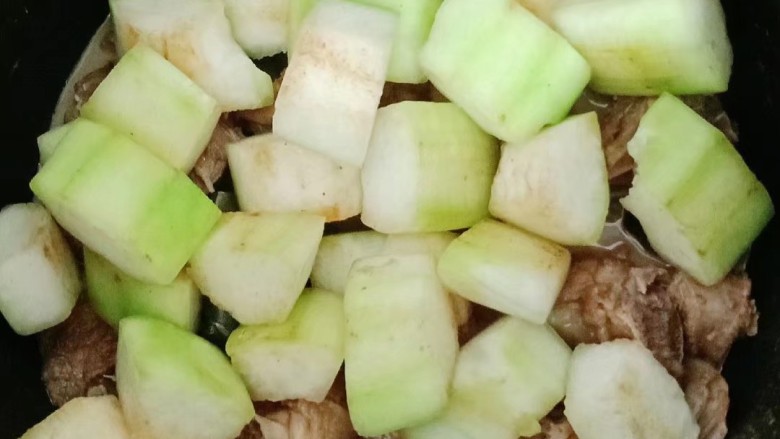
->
39, 302, 118, 407
669, 272, 757, 367
189, 115, 245, 193
64, 64, 114, 123
683, 359, 730, 439
379, 82, 448, 108
549, 253, 685, 378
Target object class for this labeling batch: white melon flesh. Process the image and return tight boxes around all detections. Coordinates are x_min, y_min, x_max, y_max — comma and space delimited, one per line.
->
287, 0, 319, 51
0, 203, 80, 335
188, 212, 324, 325
84, 248, 201, 331
228, 134, 362, 222
351, 0, 443, 83
565, 340, 700, 439
226, 288, 345, 402
224, 0, 289, 58
437, 219, 571, 324
361, 101, 499, 233
344, 255, 458, 436
273, 0, 397, 167
552, 0, 732, 95
80, 45, 220, 171
420, 0, 591, 142
621, 94, 773, 285
30, 119, 222, 285
117, 317, 255, 439
37, 123, 73, 165
406, 317, 571, 439
489, 112, 609, 246
21, 396, 131, 439
110, 0, 274, 111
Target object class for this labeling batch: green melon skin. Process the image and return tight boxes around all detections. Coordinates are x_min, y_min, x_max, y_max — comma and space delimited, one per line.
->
420, 0, 591, 143
84, 248, 200, 331
344, 254, 459, 436
621, 94, 773, 285
226, 288, 345, 402
405, 317, 572, 439
361, 101, 499, 233
551, 0, 732, 95
116, 316, 255, 439
30, 118, 222, 285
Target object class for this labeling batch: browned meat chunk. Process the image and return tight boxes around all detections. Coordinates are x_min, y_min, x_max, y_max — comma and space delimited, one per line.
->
39, 302, 117, 407
683, 359, 730, 439
232, 74, 284, 136
669, 272, 757, 367
64, 64, 115, 123
189, 115, 245, 193
549, 253, 685, 378
257, 398, 357, 439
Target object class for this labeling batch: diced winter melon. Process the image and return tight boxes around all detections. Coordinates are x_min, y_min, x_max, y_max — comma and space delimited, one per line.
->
565, 340, 699, 439
110, 0, 274, 111
437, 219, 570, 324
228, 134, 362, 222
361, 101, 499, 233
551, 0, 732, 95
516, 0, 559, 25
37, 123, 73, 165
310, 230, 456, 293
344, 255, 458, 436
621, 94, 774, 285
406, 317, 571, 439
489, 112, 609, 246
30, 119, 221, 285
350, 0, 442, 83
188, 212, 324, 325
273, 0, 397, 167
84, 249, 200, 330
80, 45, 220, 171
116, 317, 254, 439
21, 396, 131, 439
224, 0, 289, 58
0, 203, 80, 335
226, 288, 345, 402
420, 0, 590, 142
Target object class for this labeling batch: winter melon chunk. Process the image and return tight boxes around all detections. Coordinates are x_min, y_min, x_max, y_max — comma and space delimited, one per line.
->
420, 0, 591, 142
621, 94, 773, 285
551, 0, 732, 95
344, 254, 458, 436
116, 316, 254, 439
37, 123, 74, 165
224, 0, 289, 58
30, 118, 221, 285
80, 45, 220, 172
226, 288, 345, 402
84, 248, 200, 330
21, 396, 131, 439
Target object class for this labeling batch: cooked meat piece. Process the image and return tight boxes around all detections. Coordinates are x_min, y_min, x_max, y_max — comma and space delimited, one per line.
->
379, 82, 448, 107
549, 253, 685, 378
669, 272, 757, 367
190, 115, 245, 193
39, 302, 118, 407
457, 303, 503, 345
63, 64, 114, 123
683, 359, 729, 439
236, 417, 265, 439
232, 74, 284, 136
256, 398, 357, 439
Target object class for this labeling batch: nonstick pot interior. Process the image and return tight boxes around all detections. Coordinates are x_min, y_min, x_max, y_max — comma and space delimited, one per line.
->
1, 0, 779, 437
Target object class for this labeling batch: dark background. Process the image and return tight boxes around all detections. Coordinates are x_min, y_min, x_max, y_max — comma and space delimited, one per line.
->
1, 0, 779, 437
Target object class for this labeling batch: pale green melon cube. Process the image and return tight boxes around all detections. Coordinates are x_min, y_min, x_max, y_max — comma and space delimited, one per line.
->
437, 219, 571, 324
188, 212, 324, 325
37, 123, 73, 165
344, 254, 458, 436
84, 248, 200, 330
117, 317, 254, 439
224, 0, 289, 58
361, 101, 499, 233
30, 119, 221, 285
21, 396, 131, 439
420, 0, 590, 142
621, 94, 773, 285
80, 45, 220, 171
226, 288, 344, 402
